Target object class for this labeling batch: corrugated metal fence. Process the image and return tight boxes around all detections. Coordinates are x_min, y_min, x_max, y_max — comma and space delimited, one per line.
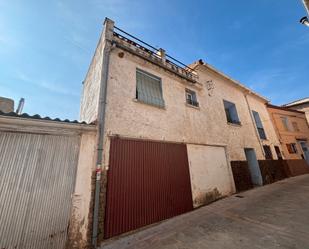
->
104, 138, 193, 238
0, 132, 80, 249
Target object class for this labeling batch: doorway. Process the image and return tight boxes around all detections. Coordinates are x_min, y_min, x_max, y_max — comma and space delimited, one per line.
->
298, 140, 309, 165
244, 148, 263, 186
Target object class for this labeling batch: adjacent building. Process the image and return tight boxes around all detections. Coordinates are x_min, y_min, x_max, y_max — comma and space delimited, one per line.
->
267, 104, 309, 164
0, 98, 97, 249
283, 97, 309, 124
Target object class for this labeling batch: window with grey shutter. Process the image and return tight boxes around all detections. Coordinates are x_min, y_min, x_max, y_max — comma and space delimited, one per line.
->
252, 110, 267, 139
136, 69, 164, 107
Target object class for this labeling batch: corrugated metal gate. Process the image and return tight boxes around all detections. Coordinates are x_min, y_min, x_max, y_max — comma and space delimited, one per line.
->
104, 138, 193, 238
0, 132, 80, 249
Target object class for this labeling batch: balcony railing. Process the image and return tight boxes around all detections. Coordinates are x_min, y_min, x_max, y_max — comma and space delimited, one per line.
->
112, 26, 198, 82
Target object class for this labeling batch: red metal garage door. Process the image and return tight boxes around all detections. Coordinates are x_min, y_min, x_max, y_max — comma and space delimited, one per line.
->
104, 138, 193, 238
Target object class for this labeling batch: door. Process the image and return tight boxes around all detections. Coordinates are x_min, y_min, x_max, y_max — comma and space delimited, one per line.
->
186, 144, 234, 208
104, 138, 193, 238
299, 141, 309, 165
244, 148, 263, 186
0, 132, 80, 249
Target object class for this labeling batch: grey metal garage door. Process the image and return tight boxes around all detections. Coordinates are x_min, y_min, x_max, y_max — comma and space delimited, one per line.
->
0, 132, 80, 249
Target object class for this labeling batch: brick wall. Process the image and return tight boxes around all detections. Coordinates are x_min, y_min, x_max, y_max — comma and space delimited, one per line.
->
258, 159, 309, 183
285, 159, 309, 176
231, 161, 253, 192
258, 160, 288, 185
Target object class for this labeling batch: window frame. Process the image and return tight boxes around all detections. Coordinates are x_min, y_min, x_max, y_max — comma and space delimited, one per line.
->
135, 68, 165, 108
185, 89, 199, 107
281, 117, 291, 131
223, 100, 241, 125
286, 143, 298, 154
263, 145, 273, 160
252, 110, 267, 140
274, 146, 283, 160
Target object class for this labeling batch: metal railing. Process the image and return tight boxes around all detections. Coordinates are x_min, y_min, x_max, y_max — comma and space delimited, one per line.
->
113, 26, 196, 75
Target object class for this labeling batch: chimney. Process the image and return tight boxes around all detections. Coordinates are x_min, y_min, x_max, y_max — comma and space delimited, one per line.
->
16, 98, 25, 114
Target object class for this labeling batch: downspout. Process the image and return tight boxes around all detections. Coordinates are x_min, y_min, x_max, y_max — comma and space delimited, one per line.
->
244, 92, 266, 158
92, 18, 114, 248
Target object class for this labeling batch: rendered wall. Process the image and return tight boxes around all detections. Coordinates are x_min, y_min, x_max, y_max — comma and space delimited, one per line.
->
79, 34, 104, 123
246, 94, 281, 159
67, 131, 97, 249
102, 48, 271, 168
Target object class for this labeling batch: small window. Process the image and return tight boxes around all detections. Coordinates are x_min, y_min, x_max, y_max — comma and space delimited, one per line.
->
274, 146, 283, 160
252, 110, 267, 139
185, 89, 199, 107
136, 69, 164, 107
281, 117, 290, 131
292, 121, 300, 132
263, 145, 273, 159
223, 100, 240, 124
286, 143, 297, 154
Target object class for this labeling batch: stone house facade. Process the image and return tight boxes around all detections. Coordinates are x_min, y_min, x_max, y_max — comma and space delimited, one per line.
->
79, 18, 282, 244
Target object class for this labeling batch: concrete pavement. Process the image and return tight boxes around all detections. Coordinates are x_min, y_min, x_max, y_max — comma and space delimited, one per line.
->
100, 175, 309, 249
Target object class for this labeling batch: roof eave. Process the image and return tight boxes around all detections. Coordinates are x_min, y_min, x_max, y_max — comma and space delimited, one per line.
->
192, 61, 269, 102
266, 104, 306, 114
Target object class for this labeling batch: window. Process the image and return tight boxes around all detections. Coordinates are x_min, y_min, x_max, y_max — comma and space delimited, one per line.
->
252, 111, 267, 139
281, 117, 290, 131
286, 143, 298, 154
274, 146, 283, 160
292, 121, 300, 132
263, 145, 273, 159
136, 69, 164, 107
185, 89, 199, 107
223, 100, 240, 124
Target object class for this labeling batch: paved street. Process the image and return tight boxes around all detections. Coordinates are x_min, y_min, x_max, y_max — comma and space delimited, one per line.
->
100, 175, 309, 249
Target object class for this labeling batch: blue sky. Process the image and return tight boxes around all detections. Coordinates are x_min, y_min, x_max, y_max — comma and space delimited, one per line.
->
0, 0, 308, 120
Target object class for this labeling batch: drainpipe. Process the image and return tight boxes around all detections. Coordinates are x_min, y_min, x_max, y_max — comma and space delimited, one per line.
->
244, 92, 266, 158
92, 17, 114, 248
